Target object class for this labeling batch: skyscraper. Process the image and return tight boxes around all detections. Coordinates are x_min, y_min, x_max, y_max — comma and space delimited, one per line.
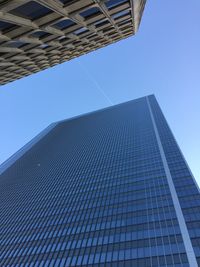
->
0, 95, 200, 266
0, 0, 146, 85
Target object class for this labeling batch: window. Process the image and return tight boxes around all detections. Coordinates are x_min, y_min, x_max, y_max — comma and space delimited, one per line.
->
80, 7, 101, 19
53, 19, 75, 30
10, 1, 52, 20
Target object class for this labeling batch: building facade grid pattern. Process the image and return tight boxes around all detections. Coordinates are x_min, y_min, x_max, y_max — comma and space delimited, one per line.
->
0, 95, 199, 266
0, 0, 146, 85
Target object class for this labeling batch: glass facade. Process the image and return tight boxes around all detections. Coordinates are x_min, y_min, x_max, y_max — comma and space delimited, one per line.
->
0, 95, 199, 266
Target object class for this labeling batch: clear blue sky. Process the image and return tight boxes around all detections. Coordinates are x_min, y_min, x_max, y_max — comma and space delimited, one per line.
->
0, 0, 200, 185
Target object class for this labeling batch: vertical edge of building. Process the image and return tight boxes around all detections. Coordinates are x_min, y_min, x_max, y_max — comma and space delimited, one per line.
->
147, 94, 200, 266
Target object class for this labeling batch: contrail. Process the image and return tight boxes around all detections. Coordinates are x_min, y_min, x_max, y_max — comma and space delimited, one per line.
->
77, 60, 114, 105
